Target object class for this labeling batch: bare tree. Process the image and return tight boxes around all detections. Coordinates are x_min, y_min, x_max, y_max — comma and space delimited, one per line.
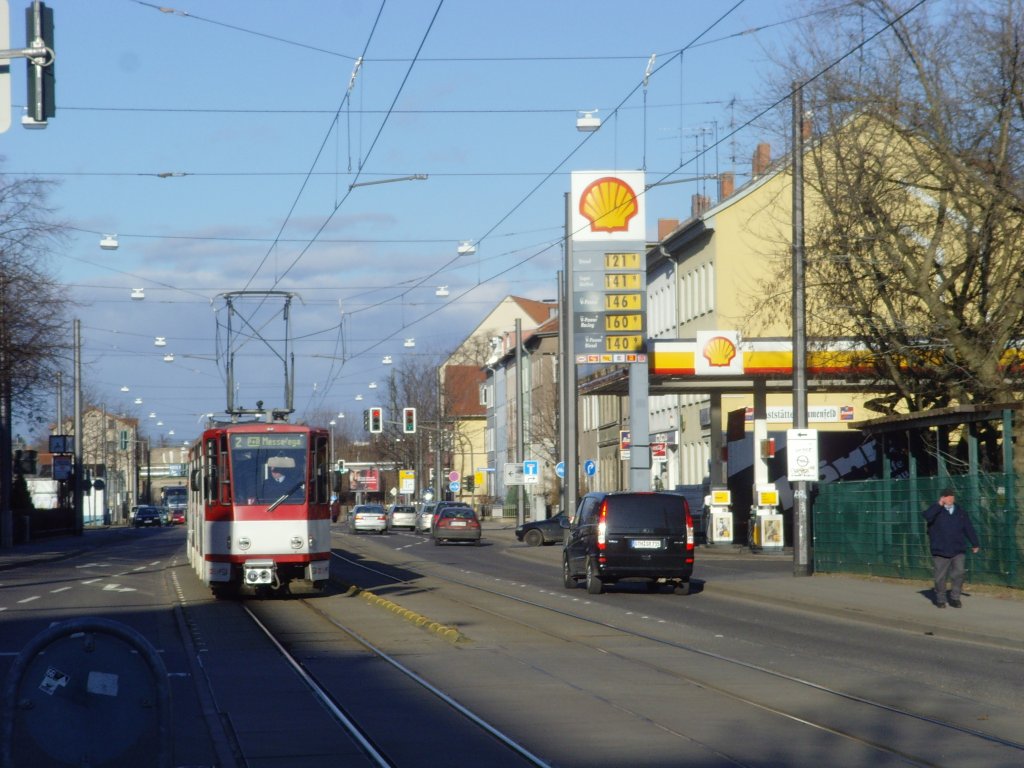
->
750, 0, 1024, 473
0, 173, 70, 413
0, 170, 71, 545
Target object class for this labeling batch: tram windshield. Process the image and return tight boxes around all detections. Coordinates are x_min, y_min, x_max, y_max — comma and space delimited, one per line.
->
229, 432, 308, 505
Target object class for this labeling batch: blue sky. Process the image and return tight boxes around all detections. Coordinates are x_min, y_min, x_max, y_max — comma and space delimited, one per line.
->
4, 0, 814, 444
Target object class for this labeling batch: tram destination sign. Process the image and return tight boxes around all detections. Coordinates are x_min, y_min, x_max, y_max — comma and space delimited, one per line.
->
231, 434, 306, 450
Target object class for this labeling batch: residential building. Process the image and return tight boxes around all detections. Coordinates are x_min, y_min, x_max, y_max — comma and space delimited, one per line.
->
443, 296, 556, 508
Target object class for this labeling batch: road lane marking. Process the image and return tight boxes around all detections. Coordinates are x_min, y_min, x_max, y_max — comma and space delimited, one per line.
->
17, 596, 40, 604
103, 584, 137, 593
50, 587, 72, 593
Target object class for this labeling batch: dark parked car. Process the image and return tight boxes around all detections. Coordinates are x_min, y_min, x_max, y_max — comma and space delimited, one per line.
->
562, 492, 694, 595
131, 505, 164, 528
432, 506, 481, 545
515, 512, 568, 546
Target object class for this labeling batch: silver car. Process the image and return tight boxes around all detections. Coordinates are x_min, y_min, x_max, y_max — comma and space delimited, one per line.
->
350, 504, 387, 534
416, 502, 437, 533
387, 504, 417, 531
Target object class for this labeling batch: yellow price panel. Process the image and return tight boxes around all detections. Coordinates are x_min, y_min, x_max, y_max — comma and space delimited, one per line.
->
605, 293, 642, 311
604, 272, 642, 290
604, 252, 641, 270
605, 334, 643, 352
604, 314, 643, 332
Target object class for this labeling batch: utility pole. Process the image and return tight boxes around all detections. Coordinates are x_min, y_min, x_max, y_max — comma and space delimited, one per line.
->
792, 83, 812, 576
515, 318, 525, 525
73, 319, 83, 536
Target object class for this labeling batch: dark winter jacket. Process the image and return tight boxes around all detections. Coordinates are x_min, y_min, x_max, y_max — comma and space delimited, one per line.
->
922, 503, 980, 557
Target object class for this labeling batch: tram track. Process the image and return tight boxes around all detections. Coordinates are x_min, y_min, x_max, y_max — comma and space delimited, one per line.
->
328, 546, 1024, 768
239, 593, 552, 768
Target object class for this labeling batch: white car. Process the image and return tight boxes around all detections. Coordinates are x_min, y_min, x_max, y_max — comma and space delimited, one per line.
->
387, 504, 417, 531
350, 504, 387, 534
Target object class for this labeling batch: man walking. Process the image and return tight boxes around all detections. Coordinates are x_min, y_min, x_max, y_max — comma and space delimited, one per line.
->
922, 488, 980, 608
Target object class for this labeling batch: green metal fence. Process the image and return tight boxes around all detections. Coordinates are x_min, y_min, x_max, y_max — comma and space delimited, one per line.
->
814, 473, 1022, 588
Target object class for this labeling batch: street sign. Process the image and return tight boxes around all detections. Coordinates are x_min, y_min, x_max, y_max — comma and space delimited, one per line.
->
448, 470, 460, 482
449, 480, 461, 492
555, 461, 565, 478
503, 462, 524, 486
399, 469, 415, 494
583, 459, 597, 477
523, 460, 539, 484
786, 429, 819, 481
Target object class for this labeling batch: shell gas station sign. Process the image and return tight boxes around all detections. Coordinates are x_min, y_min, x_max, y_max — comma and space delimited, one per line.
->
570, 171, 647, 364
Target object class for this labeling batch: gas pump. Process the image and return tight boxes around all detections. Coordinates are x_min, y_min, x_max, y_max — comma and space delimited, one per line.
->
705, 487, 733, 545
750, 485, 784, 551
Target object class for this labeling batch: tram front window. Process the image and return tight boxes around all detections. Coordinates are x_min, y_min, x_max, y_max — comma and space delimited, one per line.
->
229, 433, 307, 505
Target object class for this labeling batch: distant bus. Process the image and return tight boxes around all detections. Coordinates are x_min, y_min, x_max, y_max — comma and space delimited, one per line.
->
161, 485, 187, 510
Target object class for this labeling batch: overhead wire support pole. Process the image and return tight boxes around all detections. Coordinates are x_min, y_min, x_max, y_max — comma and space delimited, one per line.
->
792, 82, 811, 577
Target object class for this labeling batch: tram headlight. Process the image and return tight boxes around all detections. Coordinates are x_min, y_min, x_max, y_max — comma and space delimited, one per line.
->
238, 537, 251, 551
290, 536, 303, 550
243, 560, 276, 585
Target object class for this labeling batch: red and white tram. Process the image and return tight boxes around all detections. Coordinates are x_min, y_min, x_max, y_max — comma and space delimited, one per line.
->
186, 421, 332, 597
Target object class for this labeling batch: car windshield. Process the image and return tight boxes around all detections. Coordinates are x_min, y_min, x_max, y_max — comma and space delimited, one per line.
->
229, 433, 307, 505
608, 495, 686, 533
443, 508, 476, 520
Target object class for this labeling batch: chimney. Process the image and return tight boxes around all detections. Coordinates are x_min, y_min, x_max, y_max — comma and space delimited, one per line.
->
752, 142, 771, 176
691, 194, 711, 218
657, 218, 679, 240
718, 171, 734, 201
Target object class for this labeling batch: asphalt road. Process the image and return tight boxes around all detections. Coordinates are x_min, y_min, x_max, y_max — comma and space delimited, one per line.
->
1, 523, 1022, 767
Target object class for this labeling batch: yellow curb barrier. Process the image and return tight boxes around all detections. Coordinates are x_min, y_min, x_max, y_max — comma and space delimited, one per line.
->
348, 585, 465, 643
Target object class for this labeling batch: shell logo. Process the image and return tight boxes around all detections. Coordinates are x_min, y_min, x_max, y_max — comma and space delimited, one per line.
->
578, 176, 639, 233
702, 335, 737, 367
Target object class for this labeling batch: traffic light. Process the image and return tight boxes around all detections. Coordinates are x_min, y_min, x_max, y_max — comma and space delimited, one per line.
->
402, 407, 416, 434
368, 406, 383, 433
25, 1, 56, 124
464, 474, 474, 491
334, 459, 346, 474
12, 450, 38, 475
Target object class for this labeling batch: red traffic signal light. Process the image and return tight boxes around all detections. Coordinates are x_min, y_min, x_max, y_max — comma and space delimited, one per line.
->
402, 407, 416, 434
368, 406, 383, 433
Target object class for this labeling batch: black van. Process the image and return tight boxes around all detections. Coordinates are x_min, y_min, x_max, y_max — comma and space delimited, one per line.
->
562, 492, 694, 595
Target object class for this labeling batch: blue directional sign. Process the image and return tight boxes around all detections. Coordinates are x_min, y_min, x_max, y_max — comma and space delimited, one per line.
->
583, 459, 597, 477
555, 461, 565, 478
523, 460, 540, 485
449, 480, 461, 492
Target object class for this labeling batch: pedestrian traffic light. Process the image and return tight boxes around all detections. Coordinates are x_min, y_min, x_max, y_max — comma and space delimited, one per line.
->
402, 407, 416, 434
25, 1, 56, 125
369, 406, 383, 433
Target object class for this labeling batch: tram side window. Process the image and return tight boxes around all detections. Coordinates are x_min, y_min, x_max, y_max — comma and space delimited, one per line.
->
218, 434, 231, 504
313, 435, 329, 504
204, 438, 218, 503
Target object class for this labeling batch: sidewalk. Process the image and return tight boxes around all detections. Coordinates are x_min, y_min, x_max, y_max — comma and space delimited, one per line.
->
485, 518, 1024, 651
3, 521, 1021, 651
